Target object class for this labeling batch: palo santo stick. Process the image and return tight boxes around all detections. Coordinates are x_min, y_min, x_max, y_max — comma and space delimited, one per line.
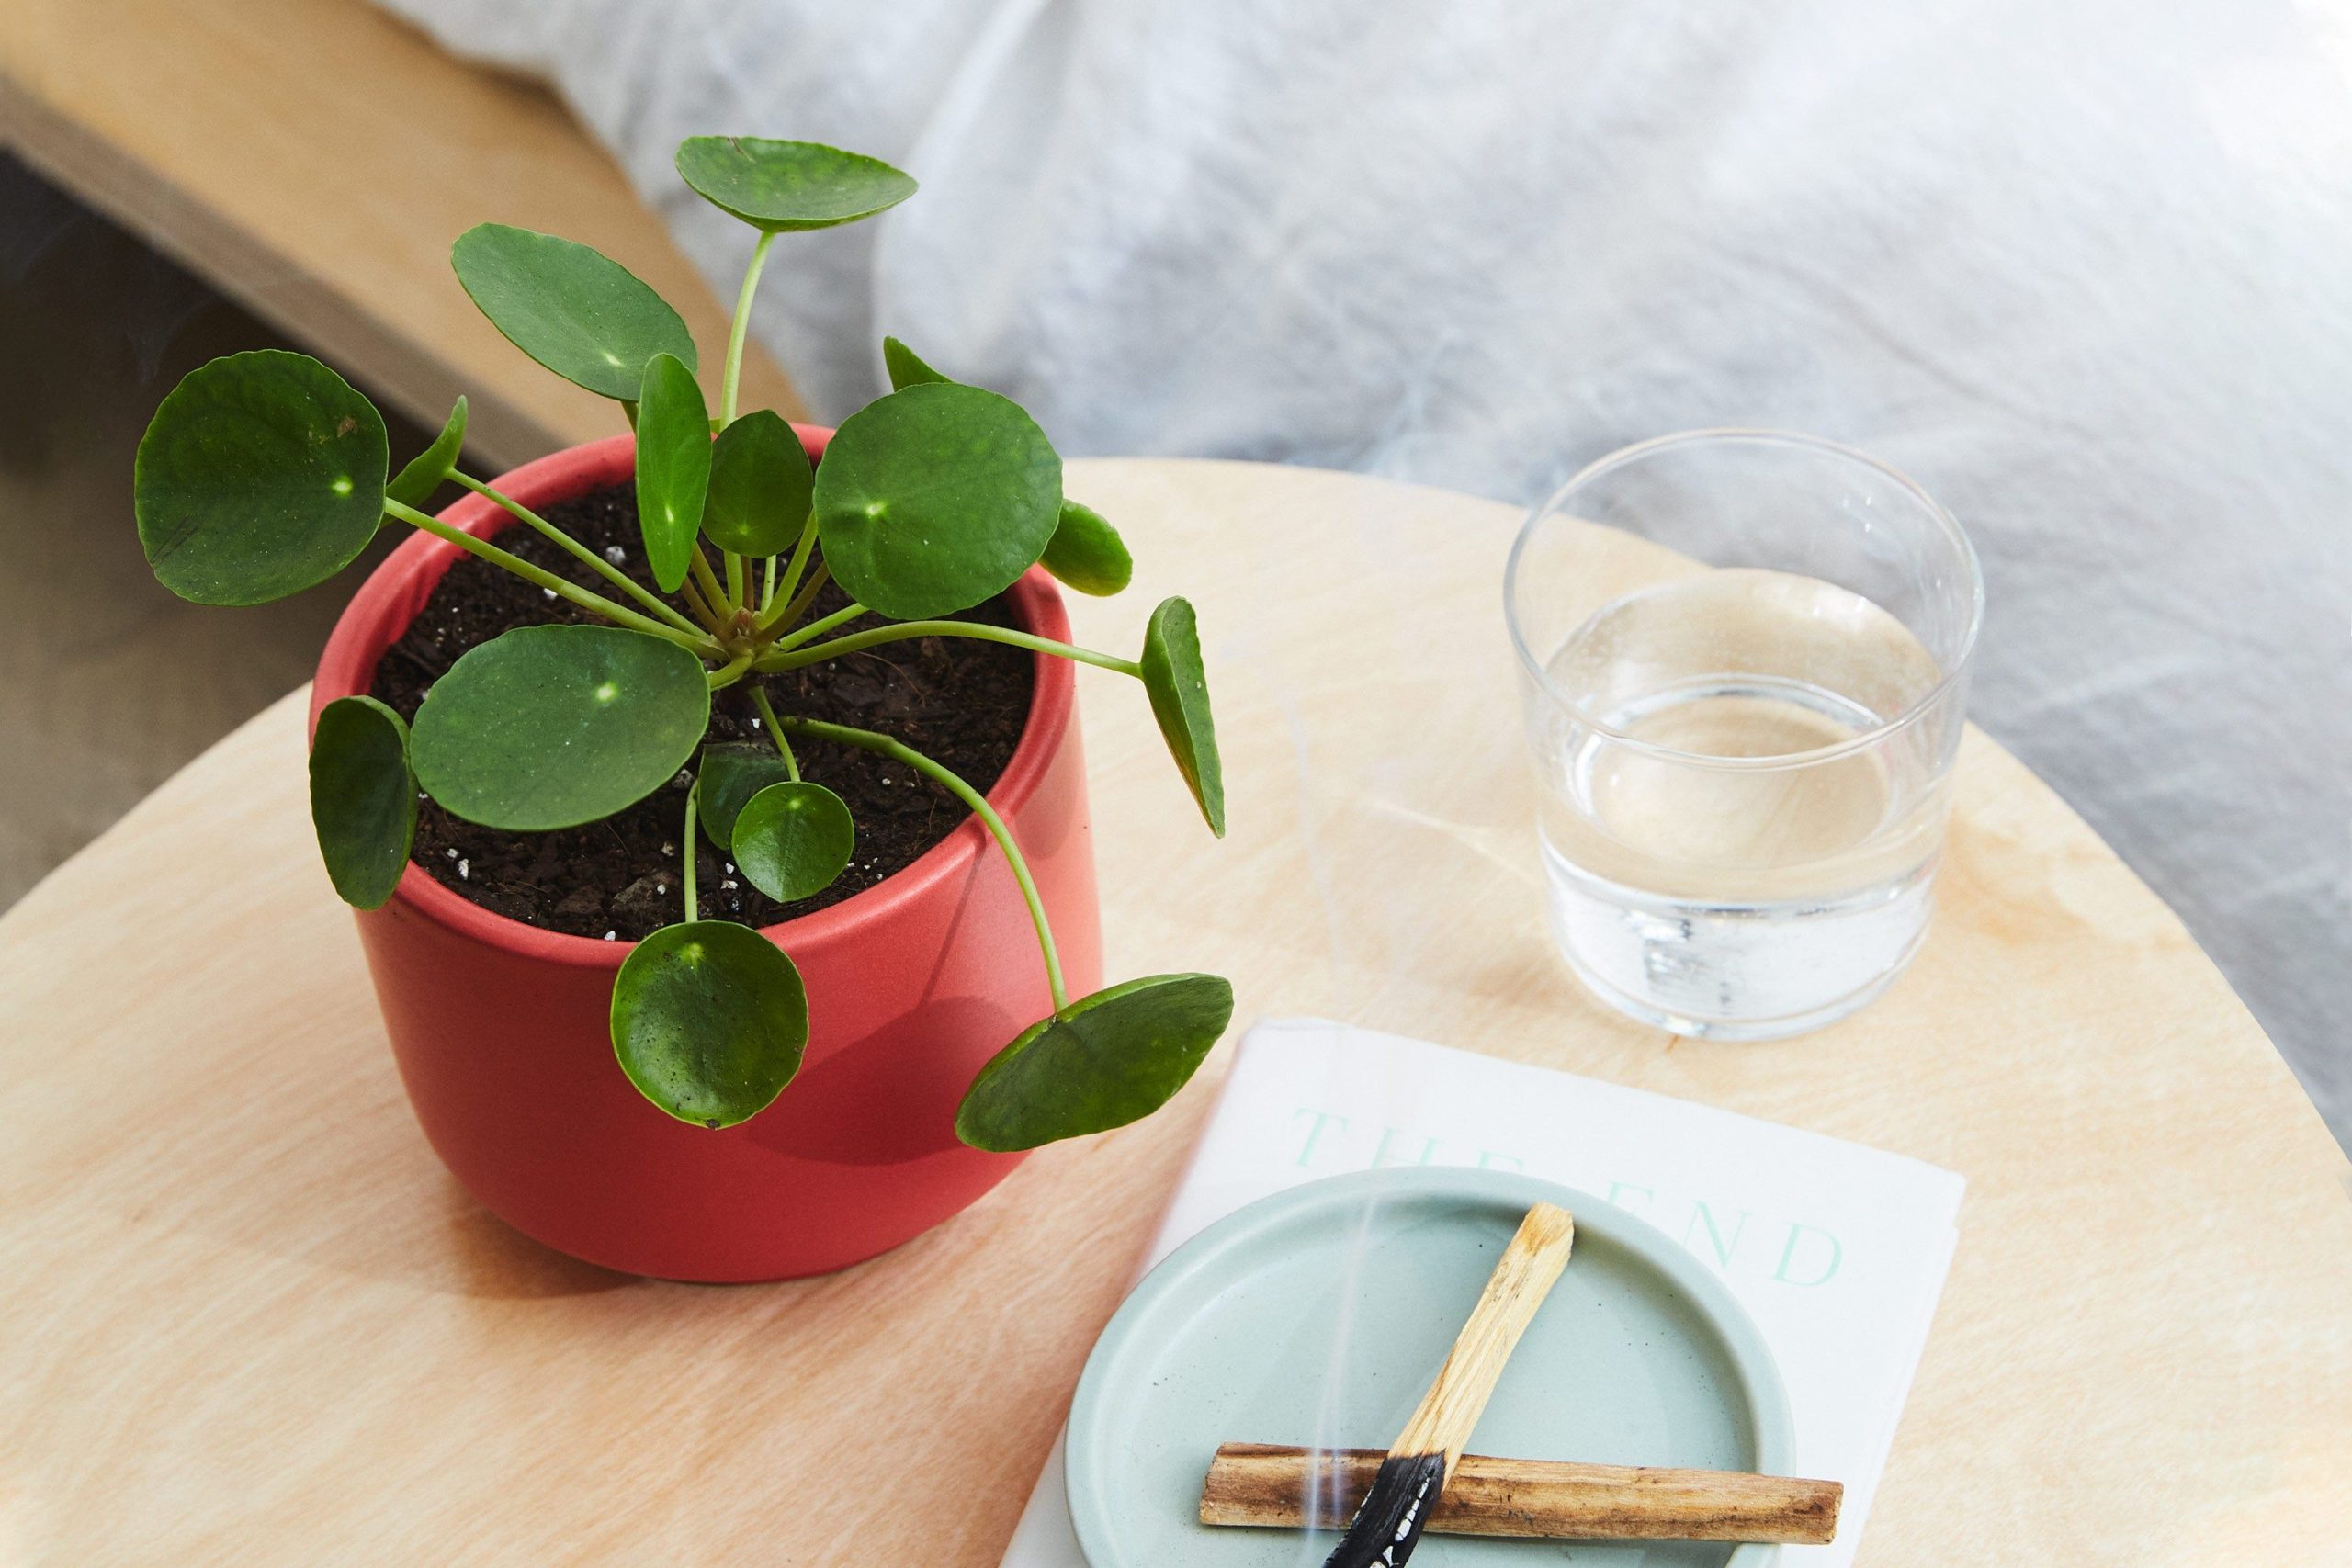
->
1314, 1202, 1577, 1568
1393, 1201, 1577, 1481
1201, 1443, 1842, 1545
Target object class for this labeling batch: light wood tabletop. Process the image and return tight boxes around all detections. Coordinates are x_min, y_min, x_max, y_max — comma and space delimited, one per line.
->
2, 459, 2345, 1564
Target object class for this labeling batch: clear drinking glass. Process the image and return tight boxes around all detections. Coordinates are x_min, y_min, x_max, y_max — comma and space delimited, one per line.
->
1506, 431, 1983, 1040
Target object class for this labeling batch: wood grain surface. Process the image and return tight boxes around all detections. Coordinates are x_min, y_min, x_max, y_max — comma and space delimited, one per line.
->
0, 0, 804, 469
0, 459, 2345, 1564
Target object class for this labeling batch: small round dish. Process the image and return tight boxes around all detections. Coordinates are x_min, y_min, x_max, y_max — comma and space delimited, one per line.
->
1066, 1167, 1793, 1567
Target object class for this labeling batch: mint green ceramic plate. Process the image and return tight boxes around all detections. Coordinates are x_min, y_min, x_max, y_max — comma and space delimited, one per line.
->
1066, 1168, 1792, 1567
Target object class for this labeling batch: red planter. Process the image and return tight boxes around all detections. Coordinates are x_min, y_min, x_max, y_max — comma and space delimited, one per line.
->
310, 431, 1102, 1281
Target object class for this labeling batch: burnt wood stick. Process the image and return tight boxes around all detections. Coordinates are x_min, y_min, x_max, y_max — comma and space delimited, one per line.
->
1390, 1201, 1577, 1478
1317, 1201, 1577, 1568
1203, 1444, 1842, 1545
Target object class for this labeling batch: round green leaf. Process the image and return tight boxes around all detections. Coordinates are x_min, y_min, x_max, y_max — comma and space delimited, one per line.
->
412, 625, 711, 830
882, 334, 948, 390
1041, 500, 1133, 596
1140, 597, 1225, 837
955, 974, 1235, 1152
704, 409, 813, 557
674, 137, 917, 232
695, 742, 793, 852
731, 781, 854, 902
451, 224, 696, 400
134, 350, 388, 605
813, 382, 1062, 620
309, 695, 415, 910
612, 920, 808, 1128
386, 395, 468, 510
635, 352, 711, 592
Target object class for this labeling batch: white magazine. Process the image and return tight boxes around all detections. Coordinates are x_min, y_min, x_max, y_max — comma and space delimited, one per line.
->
1001, 1018, 1966, 1567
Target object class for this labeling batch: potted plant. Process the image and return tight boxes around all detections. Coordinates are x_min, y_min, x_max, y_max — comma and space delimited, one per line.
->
132, 137, 1231, 1281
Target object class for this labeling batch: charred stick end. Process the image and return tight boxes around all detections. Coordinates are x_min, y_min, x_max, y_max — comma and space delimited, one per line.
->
1315, 1451, 1445, 1568
1313, 1204, 1577, 1568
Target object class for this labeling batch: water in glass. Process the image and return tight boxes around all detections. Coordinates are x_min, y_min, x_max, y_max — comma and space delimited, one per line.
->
1534, 567, 1953, 1037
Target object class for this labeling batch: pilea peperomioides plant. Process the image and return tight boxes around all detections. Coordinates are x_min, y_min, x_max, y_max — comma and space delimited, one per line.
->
134, 136, 1232, 1150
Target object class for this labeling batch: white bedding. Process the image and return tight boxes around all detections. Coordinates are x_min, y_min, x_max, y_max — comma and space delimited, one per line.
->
384, 0, 2352, 1145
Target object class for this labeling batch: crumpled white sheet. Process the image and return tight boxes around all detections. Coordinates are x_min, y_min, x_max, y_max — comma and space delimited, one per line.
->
381, 0, 2352, 1145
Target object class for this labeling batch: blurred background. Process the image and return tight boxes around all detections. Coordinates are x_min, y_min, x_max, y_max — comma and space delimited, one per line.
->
1, 0, 2344, 1145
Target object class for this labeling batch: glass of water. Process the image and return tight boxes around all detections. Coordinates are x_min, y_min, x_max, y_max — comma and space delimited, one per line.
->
1506, 430, 1983, 1040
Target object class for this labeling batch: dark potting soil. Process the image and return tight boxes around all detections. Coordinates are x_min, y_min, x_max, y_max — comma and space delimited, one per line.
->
368, 482, 1035, 940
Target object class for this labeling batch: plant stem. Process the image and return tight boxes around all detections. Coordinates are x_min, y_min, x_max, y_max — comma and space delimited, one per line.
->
450, 472, 705, 638
707, 651, 753, 691
681, 786, 700, 919
762, 601, 865, 658
761, 621, 1142, 677
382, 499, 714, 653
761, 554, 779, 612
759, 508, 822, 631
680, 574, 726, 634
748, 687, 800, 781
723, 549, 746, 609
763, 563, 830, 640
775, 715, 1066, 1010
689, 545, 730, 614
720, 230, 776, 426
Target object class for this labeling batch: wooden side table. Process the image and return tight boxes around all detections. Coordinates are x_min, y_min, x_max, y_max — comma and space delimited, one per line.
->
3, 459, 2345, 1563
0, 0, 801, 468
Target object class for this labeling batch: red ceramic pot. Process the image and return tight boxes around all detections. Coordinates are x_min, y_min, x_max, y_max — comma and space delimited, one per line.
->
310, 431, 1102, 1281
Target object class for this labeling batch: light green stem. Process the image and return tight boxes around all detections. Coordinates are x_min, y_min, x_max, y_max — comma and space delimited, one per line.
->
382, 499, 713, 653
689, 545, 730, 614
775, 715, 1065, 1010
762, 601, 864, 658
748, 688, 800, 781
450, 472, 706, 639
761, 554, 779, 612
759, 508, 822, 632
707, 651, 753, 691
679, 573, 725, 633
720, 230, 777, 426
724, 550, 746, 609
761, 621, 1141, 677
681, 787, 700, 918
765, 564, 830, 639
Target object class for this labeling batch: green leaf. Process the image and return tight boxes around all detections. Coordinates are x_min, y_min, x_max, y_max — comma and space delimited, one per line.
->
451, 224, 696, 400
882, 334, 948, 389
813, 382, 1062, 620
133, 350, 388, 605
1041, 500, 1133, 596
732, 781, 854, 902
309, 695, 416, 910
696, 742, 793, 852
674, 137, 917, 232
1140, 597, 1225, 837
634, 352, 712, 592
411, 625, 711, 830
955, 974, 1235, 1151
611, 920, 808, 1128
385, 395, 468, 510
703, 409, 813, 557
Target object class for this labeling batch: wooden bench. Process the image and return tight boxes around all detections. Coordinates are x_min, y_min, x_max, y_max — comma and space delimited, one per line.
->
0, 0, 804, 470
